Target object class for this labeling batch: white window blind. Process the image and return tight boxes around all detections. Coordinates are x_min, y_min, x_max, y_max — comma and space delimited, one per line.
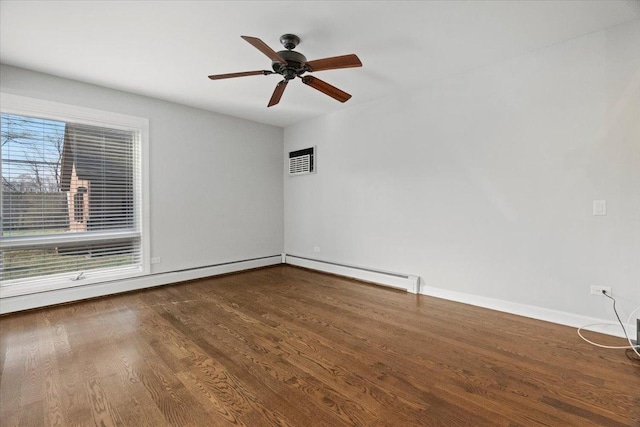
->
0, 96, 147, 295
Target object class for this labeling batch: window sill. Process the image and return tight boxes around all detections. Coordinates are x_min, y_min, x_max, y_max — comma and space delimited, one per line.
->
0, 265, 147, 298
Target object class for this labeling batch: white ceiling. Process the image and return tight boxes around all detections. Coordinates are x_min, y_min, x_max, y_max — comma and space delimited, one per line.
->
1, 1, 639, 128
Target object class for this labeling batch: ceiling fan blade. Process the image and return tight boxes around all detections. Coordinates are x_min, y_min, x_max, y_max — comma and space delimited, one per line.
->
268, 80, 288, 107
305, 54, 362, 72
241, 36, 286, 64
301, 76, 352, 103
208, 70, 273, 80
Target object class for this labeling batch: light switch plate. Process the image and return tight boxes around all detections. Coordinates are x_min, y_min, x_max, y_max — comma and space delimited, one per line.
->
593, 200, 606, 216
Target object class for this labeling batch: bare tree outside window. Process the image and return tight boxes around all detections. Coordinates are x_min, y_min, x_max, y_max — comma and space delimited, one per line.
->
2, 114, 64, 191
1, 114, 68, 236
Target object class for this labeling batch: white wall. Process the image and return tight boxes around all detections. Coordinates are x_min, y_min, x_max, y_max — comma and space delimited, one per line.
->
284, 20, 640, 327
1, 64, 284, 276
2, 20, 638, 331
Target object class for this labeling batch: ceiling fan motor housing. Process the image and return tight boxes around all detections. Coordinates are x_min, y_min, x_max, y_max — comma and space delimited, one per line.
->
279, 34, 300, 50
272, 50, 308, 80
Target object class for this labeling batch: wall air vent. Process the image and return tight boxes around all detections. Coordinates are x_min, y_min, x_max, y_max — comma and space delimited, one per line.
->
289, 147, 316, 176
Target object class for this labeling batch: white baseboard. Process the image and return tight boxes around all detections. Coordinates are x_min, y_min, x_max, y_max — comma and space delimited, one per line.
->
284, 254, 420, 294
0, 255, 282, 315
283, 254, 635, 340
4, 253, 635, 343
420, 284, 637, 340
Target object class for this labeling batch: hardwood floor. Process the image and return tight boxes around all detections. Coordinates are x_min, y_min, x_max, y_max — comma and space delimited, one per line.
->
1, 265, 638, 426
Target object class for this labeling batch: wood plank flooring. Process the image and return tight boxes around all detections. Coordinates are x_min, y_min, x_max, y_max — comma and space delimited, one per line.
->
1, 265, 639, 426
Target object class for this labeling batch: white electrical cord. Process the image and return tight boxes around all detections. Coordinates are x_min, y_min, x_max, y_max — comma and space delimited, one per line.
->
577, 305, 640, 358
577, 323, 636, 349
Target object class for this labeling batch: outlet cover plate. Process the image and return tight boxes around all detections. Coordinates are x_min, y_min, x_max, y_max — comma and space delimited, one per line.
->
590, 285, 611, 295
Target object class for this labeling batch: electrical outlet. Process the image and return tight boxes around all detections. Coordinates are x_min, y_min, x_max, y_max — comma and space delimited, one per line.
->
151, 257, 161, 264
590, 285, 611, 295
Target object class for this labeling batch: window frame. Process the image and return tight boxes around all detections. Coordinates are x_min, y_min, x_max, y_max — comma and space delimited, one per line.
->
0, 93, 150, 297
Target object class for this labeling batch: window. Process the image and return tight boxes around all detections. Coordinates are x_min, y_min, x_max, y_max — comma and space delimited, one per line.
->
74, 187, 87, 223
0, 94, 149, 296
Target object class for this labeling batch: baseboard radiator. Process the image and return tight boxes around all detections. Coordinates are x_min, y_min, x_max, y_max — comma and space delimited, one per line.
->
284, 254, 420, 294
1, 255, 283, 315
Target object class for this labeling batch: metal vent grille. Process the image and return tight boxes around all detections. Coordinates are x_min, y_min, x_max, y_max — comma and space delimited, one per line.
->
289, 147, 315, 176
290, 155, 310, 174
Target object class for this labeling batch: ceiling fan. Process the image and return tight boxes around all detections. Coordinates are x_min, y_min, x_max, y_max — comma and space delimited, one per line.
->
208, 34, 362, 107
